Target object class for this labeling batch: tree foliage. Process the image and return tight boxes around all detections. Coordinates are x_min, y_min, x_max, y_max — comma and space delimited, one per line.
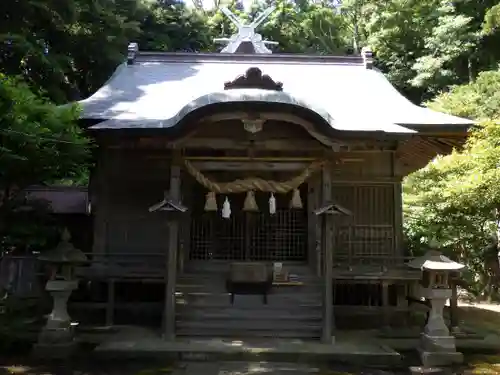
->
0, 74, 90, 191
404, 71, 500, 299
0, 73, 90, 253
2, 0, 500, 103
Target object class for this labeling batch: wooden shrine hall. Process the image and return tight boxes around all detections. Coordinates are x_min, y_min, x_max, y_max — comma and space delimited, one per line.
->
70, 8, 473, 342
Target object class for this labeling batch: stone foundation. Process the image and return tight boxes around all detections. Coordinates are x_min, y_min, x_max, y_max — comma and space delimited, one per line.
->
418, 333, 463, 367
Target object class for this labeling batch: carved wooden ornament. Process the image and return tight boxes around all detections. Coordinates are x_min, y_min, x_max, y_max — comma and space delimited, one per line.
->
224, 67, 283, 91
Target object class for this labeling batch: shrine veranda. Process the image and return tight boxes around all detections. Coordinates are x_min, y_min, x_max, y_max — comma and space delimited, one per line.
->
55, 8, 475, 341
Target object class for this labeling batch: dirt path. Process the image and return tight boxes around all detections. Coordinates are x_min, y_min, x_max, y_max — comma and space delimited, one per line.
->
458, 301, 500, 313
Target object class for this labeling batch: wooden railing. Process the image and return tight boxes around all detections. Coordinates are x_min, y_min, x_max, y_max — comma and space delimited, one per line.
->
333, 255, 415, 267
75, 252, 166, 280
334, 224, 396, 261
0, 253, 166, 298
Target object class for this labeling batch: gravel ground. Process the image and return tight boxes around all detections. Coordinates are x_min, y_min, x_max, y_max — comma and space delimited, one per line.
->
2, 302, 500, 375
0, 361, 409, 375
0, 357, 474, 375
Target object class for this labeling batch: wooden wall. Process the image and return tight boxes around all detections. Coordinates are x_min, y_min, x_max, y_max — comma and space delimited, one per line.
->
326, 152, 403, 265
331, 183, 397, 261
91, 139, 403, 268
92, 148, 173, 267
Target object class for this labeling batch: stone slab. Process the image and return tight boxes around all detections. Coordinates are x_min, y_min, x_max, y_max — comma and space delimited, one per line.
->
93, 333, 402, 368
419, 350, 464, 368
172, 361, 321, 375
32, 341, 78, 359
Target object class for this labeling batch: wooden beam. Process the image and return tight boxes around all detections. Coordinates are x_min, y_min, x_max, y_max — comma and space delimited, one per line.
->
321, 166, 334, 343
199, 112, 336, 147
177, 138, 328, 151
164, 164, 181, 340
191, 161, 309, 171
186, 156, 318, 162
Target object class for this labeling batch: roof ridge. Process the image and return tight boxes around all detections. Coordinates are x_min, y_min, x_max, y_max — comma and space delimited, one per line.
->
132, 51, 365, 66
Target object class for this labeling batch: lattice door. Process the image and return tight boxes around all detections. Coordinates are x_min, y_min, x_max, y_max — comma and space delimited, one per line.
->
190, 191, 308, 261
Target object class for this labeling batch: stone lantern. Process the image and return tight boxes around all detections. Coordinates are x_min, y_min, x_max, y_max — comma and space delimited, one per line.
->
35, 228, 87, 357
407, 250, 465, 367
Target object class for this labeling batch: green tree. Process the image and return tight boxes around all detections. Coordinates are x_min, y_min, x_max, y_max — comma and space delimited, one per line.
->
139, 0, 214, 52
410, 1, 478, 93
404, 70, 500, 299
0, 74, 90, 237
0, 0, 146, 102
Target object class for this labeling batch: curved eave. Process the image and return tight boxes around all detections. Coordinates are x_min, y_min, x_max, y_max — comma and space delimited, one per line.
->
75, 55, 473, 136
87, 89, 416, 139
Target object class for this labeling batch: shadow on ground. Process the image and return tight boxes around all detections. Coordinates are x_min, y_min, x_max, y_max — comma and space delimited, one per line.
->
0, 359, 175, 375
2, 305, 500, 375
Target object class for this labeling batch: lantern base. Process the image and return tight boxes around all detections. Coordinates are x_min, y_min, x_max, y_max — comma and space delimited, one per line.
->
34, 280, 79, 358
33, 333, 77, 359
418, 333, 463, 367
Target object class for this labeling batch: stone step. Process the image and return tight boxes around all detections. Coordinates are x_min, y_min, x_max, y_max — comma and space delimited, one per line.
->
175, 293, 322, 307
176, 328, 321, 338
183, 261, 315, 272
179, 361, 321, 375
176, 320, 322, 332
176, 310, 322, 321
176, 291, 322, 299
179, 272, 321, 280
176, 325, 321, 340
176, 284, 323, 295
178, 279, 321, 287
93, 338, 403, 368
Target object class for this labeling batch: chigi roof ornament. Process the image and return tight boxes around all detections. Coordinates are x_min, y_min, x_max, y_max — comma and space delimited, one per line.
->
127, 42, 139, 65
214, 6, 278, 54
361, 46, 373, 69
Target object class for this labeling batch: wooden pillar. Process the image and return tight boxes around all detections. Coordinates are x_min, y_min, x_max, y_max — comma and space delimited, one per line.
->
322, 167, 334, 343
92, 147, 111, 257
164, 164, 181, 340
391, 152, 403, 257
179, 177, 191, 274
393, 181, 403, 256
382, 280, 390, 327
307, 180, 316, 272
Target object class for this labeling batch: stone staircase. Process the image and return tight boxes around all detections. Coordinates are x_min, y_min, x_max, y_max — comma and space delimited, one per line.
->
175, 261, 323, 339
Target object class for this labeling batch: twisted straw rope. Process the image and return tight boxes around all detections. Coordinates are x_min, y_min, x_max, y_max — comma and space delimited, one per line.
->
183, 159, 325, 194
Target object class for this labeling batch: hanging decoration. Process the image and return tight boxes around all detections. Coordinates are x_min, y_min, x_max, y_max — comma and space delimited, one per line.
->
269, 193, 276, 215
243, 191, 259, 211
204, 192, 218, 211
290, 188, 303, 209
183, 159, 325, 217
222, 197, 231, 219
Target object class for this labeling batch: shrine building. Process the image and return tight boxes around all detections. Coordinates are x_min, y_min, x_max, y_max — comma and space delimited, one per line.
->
70, 8, 473, 342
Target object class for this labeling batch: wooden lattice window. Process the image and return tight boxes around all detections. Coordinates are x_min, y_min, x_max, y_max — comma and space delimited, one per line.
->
190, 190, 308, 262
331, 184, 395, 264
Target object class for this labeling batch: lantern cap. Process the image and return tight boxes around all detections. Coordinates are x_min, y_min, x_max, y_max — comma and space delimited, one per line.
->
39, 228, 87, 264
407, 250, 465, 271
